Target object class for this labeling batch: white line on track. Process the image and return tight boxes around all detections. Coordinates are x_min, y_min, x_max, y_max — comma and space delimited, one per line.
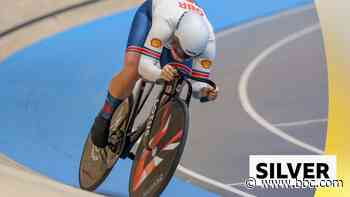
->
177, 4, 316, 197
227, 182, 245, 186
178, 166, 256, 197
216, 4, 314, 38
273, 118, 327, 127
238, 23, 324, 154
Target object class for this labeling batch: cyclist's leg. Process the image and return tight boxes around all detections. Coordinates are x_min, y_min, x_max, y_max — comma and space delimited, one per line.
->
91, 0, 153, 148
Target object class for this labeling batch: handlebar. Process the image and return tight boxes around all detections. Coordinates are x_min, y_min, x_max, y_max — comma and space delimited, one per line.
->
188, 76, 216, 103
156, 67, 217, 103
189, 76, 216, 88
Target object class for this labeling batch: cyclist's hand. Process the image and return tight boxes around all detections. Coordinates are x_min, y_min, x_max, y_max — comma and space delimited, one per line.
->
160, 64, 178, 81
200, 86, 219, 101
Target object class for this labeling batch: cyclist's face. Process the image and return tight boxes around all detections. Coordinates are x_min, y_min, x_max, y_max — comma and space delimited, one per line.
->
171, 36, 191, 62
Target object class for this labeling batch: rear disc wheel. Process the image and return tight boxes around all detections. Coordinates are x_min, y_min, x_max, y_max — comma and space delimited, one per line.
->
79, 97, 133, 191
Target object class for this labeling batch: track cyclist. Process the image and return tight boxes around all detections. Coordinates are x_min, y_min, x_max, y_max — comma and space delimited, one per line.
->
90, 0, 219, 150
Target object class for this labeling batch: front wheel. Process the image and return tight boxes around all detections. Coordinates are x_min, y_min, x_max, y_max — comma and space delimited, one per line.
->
129, 97, 189, 197
79, 96, 133, 191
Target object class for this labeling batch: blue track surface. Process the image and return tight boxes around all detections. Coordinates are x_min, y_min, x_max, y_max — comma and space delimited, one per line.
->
0, 0, 312, 196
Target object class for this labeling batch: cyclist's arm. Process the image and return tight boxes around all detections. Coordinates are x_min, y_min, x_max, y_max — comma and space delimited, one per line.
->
138, 18, 172, 82
191, 37, 216, 99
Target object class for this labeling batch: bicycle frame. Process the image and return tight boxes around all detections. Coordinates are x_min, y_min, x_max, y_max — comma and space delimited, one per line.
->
125, 77, 191, 145
119, 74, 216, 158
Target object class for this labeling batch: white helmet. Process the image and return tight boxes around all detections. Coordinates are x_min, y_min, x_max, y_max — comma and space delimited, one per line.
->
174, 11, 210, 57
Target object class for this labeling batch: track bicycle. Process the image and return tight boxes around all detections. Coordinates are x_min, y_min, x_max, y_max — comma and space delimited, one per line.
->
79, 65, 216, 197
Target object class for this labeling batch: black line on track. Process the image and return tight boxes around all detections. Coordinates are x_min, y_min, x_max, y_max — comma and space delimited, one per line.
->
0, 0, 103, 38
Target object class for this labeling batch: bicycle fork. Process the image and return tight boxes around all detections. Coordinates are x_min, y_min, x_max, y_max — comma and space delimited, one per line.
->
143, 96, 162, 151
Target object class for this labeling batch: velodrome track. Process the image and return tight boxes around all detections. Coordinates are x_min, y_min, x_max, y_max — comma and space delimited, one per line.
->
0, 1, 327, 197
177, 5, 327, 197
